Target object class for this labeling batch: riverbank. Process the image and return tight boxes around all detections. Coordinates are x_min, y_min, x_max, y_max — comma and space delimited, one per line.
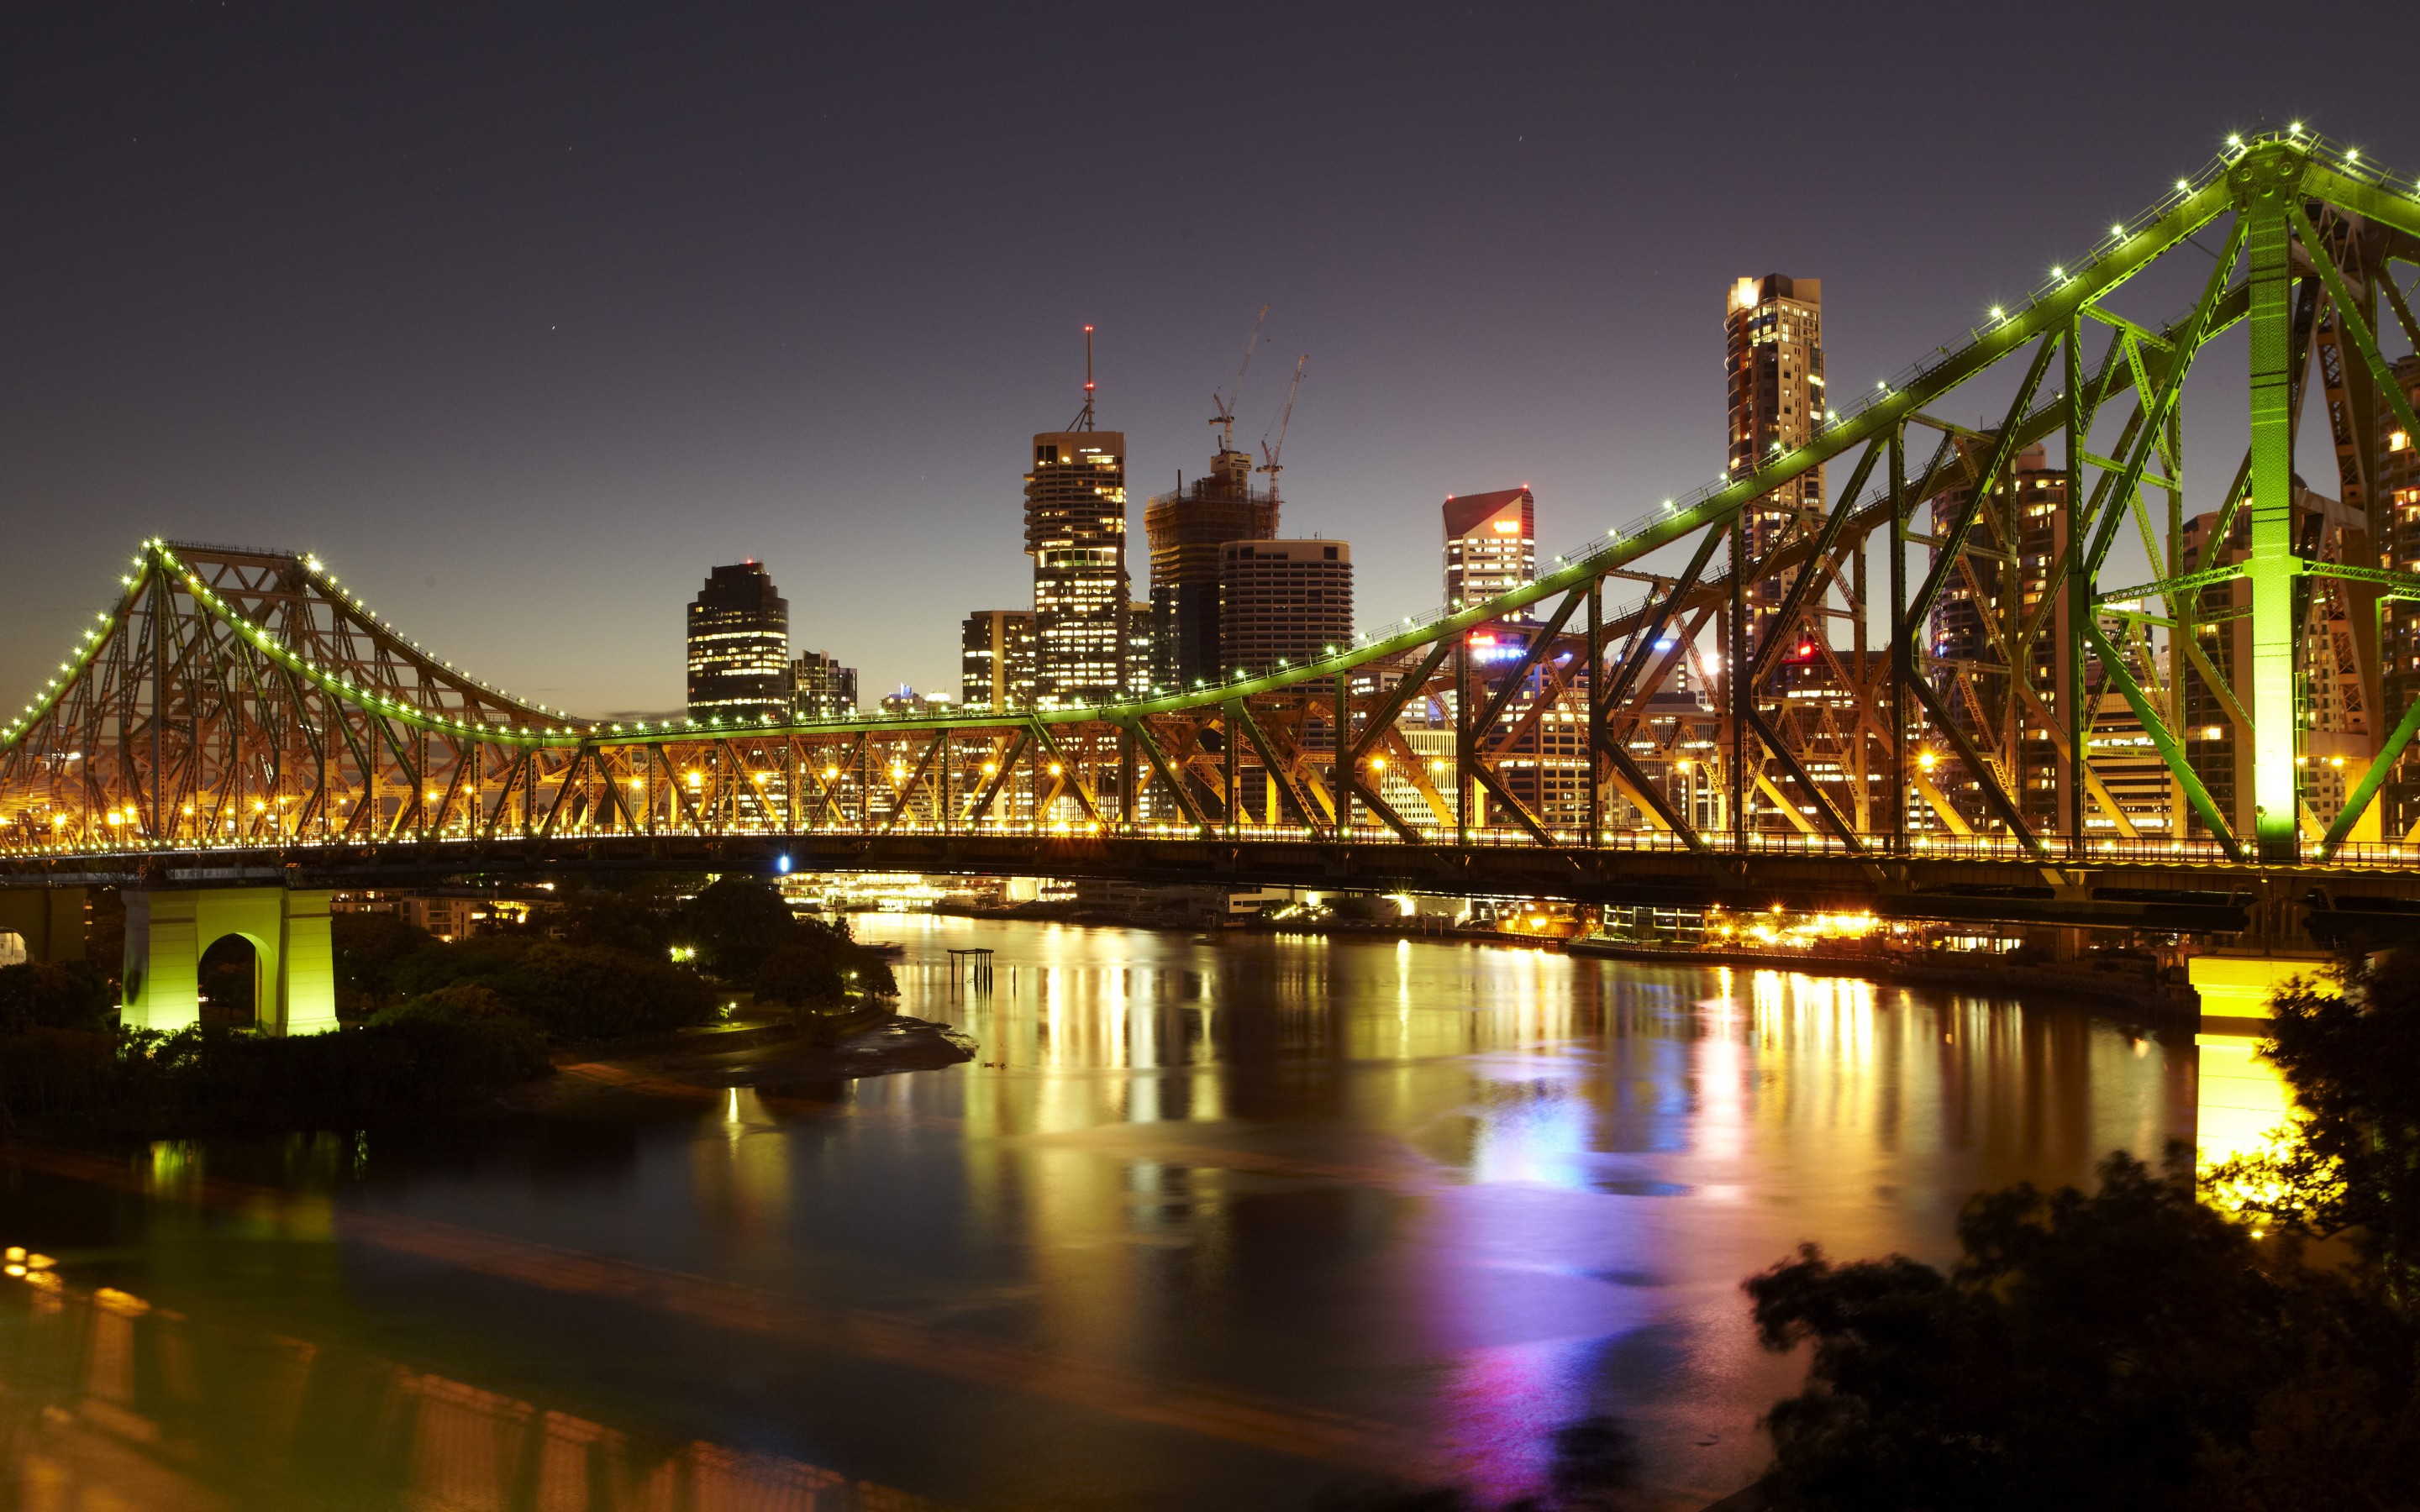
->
939, 906, 2191, 1019
518, 1010, 976, 1116
1566, 937, 2188, 1019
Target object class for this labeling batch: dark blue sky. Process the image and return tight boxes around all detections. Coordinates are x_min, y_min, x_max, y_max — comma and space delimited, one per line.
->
3, 2, 2408, 713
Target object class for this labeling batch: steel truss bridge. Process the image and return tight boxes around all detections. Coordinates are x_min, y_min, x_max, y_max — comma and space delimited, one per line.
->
8, 133, 2420, 949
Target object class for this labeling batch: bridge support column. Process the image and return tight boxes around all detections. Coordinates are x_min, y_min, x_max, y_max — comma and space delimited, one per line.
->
0, 887, 87, 965
2190, 953, 2328, 1173
121, 886, 338, 1036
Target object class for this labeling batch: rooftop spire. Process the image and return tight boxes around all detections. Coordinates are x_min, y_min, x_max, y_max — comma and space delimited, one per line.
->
1070, 323, 1097, 432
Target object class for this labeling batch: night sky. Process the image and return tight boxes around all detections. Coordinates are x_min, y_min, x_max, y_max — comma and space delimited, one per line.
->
3, 3, 2409, 716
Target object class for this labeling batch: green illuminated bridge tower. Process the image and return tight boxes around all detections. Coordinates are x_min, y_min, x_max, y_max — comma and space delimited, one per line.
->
5, 129, 2420, 1043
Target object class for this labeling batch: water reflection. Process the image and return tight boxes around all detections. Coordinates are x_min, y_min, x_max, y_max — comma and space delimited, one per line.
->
0, 1264, 934, 1511
3, 921, 2192, 1510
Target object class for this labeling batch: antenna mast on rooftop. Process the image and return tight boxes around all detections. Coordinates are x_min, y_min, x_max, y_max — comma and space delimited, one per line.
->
1257, 354, 1307, 499
1212, 305, 1269, 455
1070, 323, 1097, 431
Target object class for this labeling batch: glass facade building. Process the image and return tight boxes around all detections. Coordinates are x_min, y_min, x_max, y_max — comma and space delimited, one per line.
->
1025, 428, 1130, 707
686, 562, 789, 722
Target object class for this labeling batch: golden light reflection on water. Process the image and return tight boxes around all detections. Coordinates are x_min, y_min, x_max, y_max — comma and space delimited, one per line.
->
883, 925, 2193, 1503
5, 922, 2195, 1512
1, 1265, 938, 1512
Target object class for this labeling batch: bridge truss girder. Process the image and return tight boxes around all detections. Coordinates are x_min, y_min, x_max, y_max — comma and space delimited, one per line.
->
8, 133, 2420, 932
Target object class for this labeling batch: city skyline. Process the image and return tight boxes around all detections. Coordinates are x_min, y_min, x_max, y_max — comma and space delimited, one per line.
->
0, 5, 2404, 718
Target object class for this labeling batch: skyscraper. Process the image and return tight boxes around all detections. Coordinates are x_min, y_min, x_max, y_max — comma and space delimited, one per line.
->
687, 562, 789, 723
1726, 275, 1827, 654
1928, 443, 2072, 832
1025, 332, 1129, 707
960, 610, 1035, 712
791, 649, 858, 721
1443, 487, 1535, 617
2376, 354, 2420, 835
1220, 540, 1352, 677
1145, 444, 1281, 688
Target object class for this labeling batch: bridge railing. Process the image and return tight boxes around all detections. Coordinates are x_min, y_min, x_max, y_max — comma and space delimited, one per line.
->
13, 820, 2415, 873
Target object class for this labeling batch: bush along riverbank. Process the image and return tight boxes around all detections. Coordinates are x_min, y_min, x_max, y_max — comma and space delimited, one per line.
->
0, 874, 905, 1137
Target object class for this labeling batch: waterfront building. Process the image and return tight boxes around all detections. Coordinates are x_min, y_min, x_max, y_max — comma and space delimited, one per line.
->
1726, 275, 1826, 655
1219, 540, 1351, 679
960, 610, 1036, 713
791, 650, 858, 721
1927, 442, 2073, 833
1127, 601, 1160, 697
2082, 686, 2178, 839
2183, 481, 2378, 838
1443, 487, 1535, 619
1025, 345, 1130, 706
1144, 445, 1281, 688
2376, 354, 2420, 836
687, 562, 790, 723
877, 685, 954, 717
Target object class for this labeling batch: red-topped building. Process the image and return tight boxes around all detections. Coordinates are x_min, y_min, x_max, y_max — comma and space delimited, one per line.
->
1443, 486, 1536, 621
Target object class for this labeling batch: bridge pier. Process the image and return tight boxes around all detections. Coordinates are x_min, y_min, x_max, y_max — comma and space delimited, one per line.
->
2190, 954, 2329, 1173
122, 886, 338, 1037
0, 887, 86, 965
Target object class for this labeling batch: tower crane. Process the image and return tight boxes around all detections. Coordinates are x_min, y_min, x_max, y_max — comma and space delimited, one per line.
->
1211, 305, 1270, 456
1256, 354, 1307, 496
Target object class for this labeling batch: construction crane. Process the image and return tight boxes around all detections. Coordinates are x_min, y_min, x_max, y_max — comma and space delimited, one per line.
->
1211, 305, 1270, 456
1256, 354, 1307, 496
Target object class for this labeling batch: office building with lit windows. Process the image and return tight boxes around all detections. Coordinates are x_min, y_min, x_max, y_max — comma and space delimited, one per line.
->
1025, 426, 1130, 706
1726, 275, 1826, 655
1219, 539, 1351, 677
960, 610, 1035, 713
790, 649, 857, 721
1443, 487, 1535, 618
687, 562, 790, 723
1926, 441, 2073, 834
2182, 481, 2375, 841
2376, 354, 2420, 835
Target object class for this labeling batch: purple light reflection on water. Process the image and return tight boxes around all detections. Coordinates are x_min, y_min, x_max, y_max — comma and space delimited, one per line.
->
0, 922, 2195, 1512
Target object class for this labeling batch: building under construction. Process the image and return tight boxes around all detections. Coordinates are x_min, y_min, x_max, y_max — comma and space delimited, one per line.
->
1144, 444, 1281, 690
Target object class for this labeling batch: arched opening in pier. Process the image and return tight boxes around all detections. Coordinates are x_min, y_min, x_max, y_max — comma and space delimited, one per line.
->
198, 932, 264, 1028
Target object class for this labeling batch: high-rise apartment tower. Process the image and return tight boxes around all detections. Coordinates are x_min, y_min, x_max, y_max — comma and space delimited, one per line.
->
960, 610, 1036, 713
1726, 276, 1826, 654
687, 562, 790, 723
2376, 355, 2420, 835
1220, 540, 1353, 678
1025, 332, 1130, 707
791, 649, 858, 721
1443, 488, 1535, 618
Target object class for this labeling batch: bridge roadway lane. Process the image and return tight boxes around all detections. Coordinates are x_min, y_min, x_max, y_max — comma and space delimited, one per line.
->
8, 832, 2420, 937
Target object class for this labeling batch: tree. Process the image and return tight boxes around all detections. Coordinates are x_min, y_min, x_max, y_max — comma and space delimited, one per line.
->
751, 917, 896, 1011
1744, 1150, 2315, 1511
392, 934, 717, 1041
0, 960, 115, 1034
331, 911, 437, 1019
681, 874, 799, 981
549, 875, 683, 953
375, 982, 518, 1023
2206, 947, 2420, 1297
754, 946, 844, 1009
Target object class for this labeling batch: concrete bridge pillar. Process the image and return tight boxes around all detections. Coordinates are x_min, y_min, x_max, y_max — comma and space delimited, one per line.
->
0, 887, 86, 965
122, 886, 338, 1037
2189, 954, 2330, 1172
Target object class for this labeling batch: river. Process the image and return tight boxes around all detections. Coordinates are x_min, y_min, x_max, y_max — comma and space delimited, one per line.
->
0, 918, 2194, 1510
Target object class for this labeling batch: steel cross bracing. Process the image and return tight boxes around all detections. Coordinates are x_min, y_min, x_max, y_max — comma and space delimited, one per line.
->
7, 130, 2420, 937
